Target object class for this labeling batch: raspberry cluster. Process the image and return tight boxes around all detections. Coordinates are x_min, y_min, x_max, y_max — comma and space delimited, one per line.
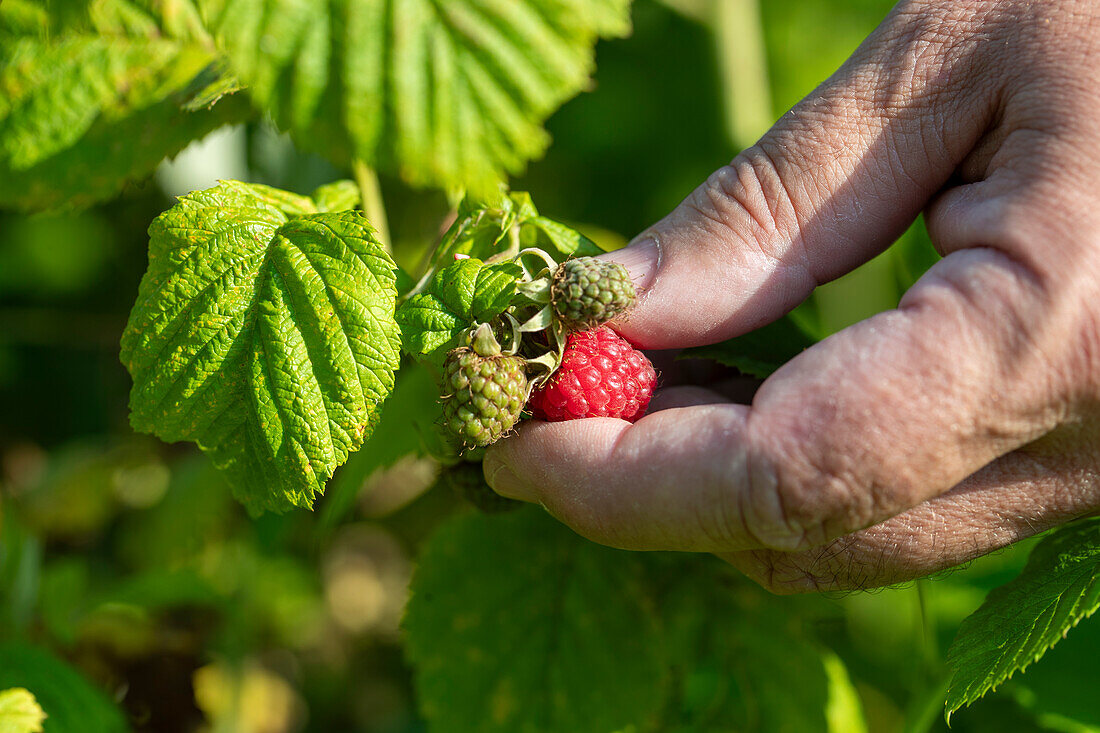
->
436, 255, 656, 450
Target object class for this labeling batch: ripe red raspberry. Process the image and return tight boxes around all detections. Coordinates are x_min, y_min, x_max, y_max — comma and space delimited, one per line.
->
528, 326, 656, 422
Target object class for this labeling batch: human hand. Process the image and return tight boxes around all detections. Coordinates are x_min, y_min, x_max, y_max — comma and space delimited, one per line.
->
483, 0, 1100, 592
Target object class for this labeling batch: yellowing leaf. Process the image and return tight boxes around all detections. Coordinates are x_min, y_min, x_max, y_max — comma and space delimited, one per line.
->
0, 688, 45, 733
0, 644, 127, 733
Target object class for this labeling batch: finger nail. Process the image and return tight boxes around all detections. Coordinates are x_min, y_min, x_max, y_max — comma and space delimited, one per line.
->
600, 234, 659, 292
483, 452, 537, 502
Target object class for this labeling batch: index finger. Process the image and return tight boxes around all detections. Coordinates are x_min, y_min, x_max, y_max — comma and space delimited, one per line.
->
598, 1, 1002, 349
484, 248, 1062, 552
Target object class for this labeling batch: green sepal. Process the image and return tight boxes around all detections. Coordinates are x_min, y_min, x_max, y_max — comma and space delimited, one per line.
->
517, 305, 554, 333
515, 277, 553, 304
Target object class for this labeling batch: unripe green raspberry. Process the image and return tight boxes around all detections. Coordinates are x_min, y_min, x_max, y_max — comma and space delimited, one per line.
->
551, 257, 636, 329
441, 348, 527, 447
442, 462, 522, 513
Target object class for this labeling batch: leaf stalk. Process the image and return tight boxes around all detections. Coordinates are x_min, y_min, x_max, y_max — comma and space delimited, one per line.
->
353, 159, 391, 253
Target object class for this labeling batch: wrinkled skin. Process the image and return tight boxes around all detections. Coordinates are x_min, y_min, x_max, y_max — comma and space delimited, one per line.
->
484, 0, 1100, 592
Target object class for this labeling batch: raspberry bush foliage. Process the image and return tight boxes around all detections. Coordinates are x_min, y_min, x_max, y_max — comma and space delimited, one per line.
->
6, 0, 1100, 730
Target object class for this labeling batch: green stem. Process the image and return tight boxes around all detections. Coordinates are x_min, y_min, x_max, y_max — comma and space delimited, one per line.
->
900, 579, 948, 733
353, 159, 391, 253
903, 675, 951, 733
916, 579, 940, 674
712, 0, 773, 149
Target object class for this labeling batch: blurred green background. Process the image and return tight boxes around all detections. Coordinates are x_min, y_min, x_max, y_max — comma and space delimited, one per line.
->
1, 1, 1095, 731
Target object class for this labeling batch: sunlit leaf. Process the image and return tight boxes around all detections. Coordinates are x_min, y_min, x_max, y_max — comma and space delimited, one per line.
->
194, 662, 302, 733
202, 0, 632, 194
310, 179, 362, 213
430, 192, 601, 271
520, 216, 603, 262
121, 180, 401, 514
0, 1, 249, 211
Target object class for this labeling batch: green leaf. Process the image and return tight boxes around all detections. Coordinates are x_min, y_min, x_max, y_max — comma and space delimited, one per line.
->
180, 59, 245, 111
121, 180, 401, 514
431, 192, 600, 271
679, 314, 818, 378
945, 519, 1100, 719
521, 216, 602, 262
404, 508, 665, 733
202, 0, 632, 194
396, 258, 523, 367
0, 1, 49, 38
654, 561, 863, 733
1001, 606, 1100, 729
0, 644, 128, 733
823, 653, 868, 733
435, 195, 528, 265
310, 179, 361, 213
0, 512, 40, 636
0, 2, 251, 211
0, 688, 46, 733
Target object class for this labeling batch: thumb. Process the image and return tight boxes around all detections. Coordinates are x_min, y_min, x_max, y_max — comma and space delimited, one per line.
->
602, 5, 996, 349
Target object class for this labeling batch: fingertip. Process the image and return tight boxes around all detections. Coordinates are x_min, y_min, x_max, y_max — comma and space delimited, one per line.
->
598, 235, 661, 346
484, 417, 634, 502
599, 235, 660, 293
483, 422, 542, 502
482, 451, 533, 502
483, 407, 756, 551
